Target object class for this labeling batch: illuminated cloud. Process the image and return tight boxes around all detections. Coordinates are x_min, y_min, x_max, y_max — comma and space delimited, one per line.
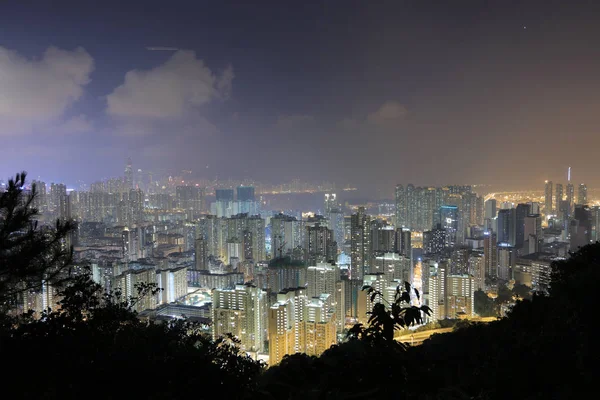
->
367, 101, 408, 126
0, 46, 94, 135
106, 50, 233, 119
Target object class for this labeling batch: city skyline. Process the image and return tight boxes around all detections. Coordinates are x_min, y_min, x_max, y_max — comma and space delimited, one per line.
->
2, 1, 600, 192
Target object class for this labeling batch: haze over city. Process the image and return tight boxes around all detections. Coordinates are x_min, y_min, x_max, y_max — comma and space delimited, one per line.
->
2, 0, 600, 195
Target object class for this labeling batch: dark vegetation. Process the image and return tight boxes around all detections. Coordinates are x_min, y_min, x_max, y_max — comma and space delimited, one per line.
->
1, 172, 596, 399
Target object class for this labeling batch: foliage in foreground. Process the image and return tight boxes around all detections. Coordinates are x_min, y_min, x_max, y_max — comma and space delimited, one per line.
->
258, 243, 600, 399
0, 275, 264, 399
0, 172, 74, 309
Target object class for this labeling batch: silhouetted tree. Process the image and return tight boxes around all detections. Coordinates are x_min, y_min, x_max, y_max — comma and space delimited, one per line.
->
260, 244, 600, 399
511, 283, 532, 301
0, 172, 75, 309
0, 273, 264, 399
348, 281, 431, 342
474, 289, 496, 317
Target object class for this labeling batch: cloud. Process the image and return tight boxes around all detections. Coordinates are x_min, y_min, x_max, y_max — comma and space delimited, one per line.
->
336, 117, 359, 131
106, 50, 233, 119
0, 46, 94, 135
275, 114, 315, 130
58, 114, 93, 134
367, 101, 408, 126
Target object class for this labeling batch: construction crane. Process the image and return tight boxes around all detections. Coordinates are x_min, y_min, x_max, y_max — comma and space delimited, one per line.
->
277, 239, 287, 259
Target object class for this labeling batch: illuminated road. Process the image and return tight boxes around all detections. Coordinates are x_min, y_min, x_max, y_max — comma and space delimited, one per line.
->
396, 318, 498, 346
396, 328, 453, 346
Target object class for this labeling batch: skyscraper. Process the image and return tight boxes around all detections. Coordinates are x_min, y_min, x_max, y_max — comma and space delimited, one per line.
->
237, 186, 255, 202
544, 180, 553, 214
270, 213, 303, 259
268, 288, 307, 365
394, 184, 406, 228
570, 205, 592, 251
591, 206, 600, 243
566, 167, 574, 212
515, 203, 529, 250
484, 199, 497, 220
124, 158, 133, 189
213, 284, 268, 353
439, 205, 459, 247
497, 208, 516, 246
305, 224, 336, 265
555, 184, 564, 209
423, 225, 448, 255
429, 263, 474, 321
327, 208, 345, 248
484, 232, 498, 279
578, 183, 587, 205
324, 193, 337, 214
212, 188, 235, 217
176, 185, 205, 214
350, 207, 371, 280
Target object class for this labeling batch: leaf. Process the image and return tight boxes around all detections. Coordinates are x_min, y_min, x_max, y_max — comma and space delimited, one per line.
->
414, 288, 420, 301
404, 281, 411, 294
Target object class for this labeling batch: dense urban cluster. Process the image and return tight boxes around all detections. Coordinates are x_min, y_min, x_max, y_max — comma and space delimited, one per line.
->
1, 163, 598, 368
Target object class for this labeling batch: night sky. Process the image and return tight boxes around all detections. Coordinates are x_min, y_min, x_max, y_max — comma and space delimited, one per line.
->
1, 0, 599, 194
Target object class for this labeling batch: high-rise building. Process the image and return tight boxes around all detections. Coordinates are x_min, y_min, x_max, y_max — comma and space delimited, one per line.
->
570, 205, 592, 251
523, 214, 543, 255
515, 203, 529, 250
439, 205, 459, 247
270, 213, 303, 258
483, 232, 498, 279
357, 273, 390, 324
195, 237, 208, 270
306, 262, 342, 331
31, 180, 47, 213
324, 193, 337, 214
555, 184, 564, 208
266, 257, 307, 294
395, 184, 407, 228
327, 208, 345, 248
429, 263, 474, 321
156, 267, 187, 304
226, 213, 266, 262
527, 202, 540, 215
268, 287, 307, 365
305, 224, 336, 265
423, 225, 448, 255
237, 186, 255, 202
591, 206, 600, 243
395, 228, 412, 257
212, 189, 235, 217
372, 252, 411, 284
176, 185, 205, 214
497, 208, 516, 246
50, 183, 68, 219
469, 252, 485, 291
306, 262, 338, 299
544, 180, 553, 215
497, 244, 516, 281
578, 184, 587, 205
371, 224, 396, 258
213, 284, 268, 353
235, 186, 259, 215
128, 188, 144, 226
350, 207, 371, 280
112, 267, 157, 313
301, 295, 337, 357
124, 158, 133, 189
